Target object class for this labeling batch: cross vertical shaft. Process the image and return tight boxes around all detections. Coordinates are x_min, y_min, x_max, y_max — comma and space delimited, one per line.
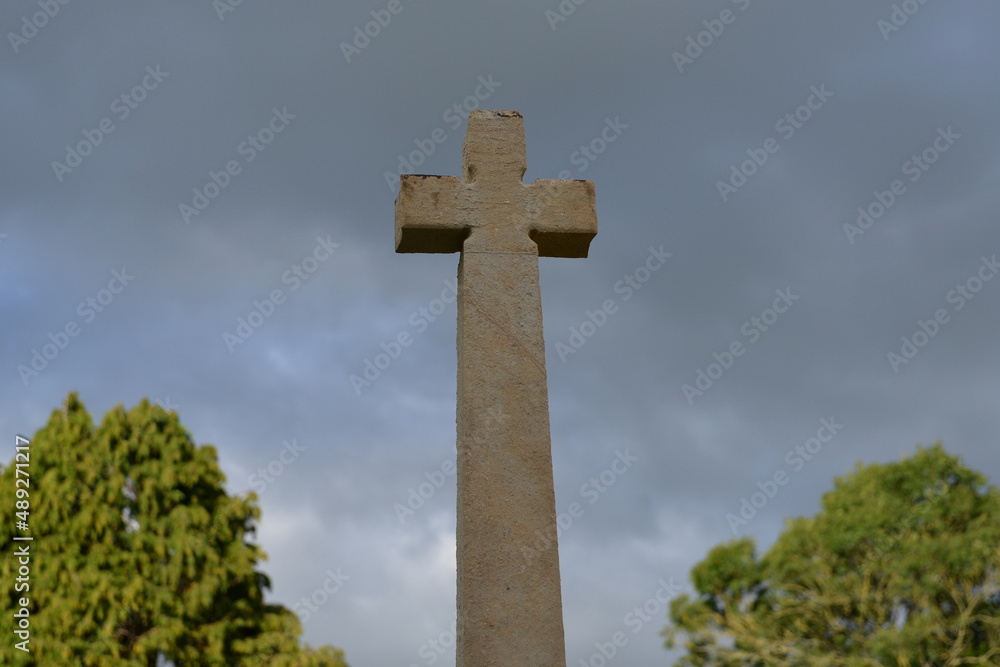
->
395, 110, 597, 666
456, 247, 562, 665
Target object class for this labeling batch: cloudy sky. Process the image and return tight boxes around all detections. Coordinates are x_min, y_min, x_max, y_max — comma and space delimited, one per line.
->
3, 1, 1000, 664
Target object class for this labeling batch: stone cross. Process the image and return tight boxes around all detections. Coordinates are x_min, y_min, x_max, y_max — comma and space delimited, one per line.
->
395, 110, 597, 666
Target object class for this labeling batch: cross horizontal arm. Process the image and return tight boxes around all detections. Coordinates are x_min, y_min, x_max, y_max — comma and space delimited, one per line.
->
525, 179, 598, 258
395, 174, 469, 254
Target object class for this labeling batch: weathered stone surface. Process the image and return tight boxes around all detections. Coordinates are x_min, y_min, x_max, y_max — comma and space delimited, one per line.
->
395, 110, 597, 667
395, 111, 597, 258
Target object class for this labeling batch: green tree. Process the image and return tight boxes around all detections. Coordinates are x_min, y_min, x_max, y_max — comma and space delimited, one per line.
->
0, 393, 348, 667
665, 444, 1000, 666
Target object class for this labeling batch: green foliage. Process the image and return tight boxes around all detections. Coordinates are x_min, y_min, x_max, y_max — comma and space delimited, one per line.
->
665, 444, 1000, 666
0, 393, 348, 667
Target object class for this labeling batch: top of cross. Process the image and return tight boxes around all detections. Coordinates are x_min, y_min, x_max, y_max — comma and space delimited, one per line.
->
460, 110, 527, 186
394, 110, 597, 258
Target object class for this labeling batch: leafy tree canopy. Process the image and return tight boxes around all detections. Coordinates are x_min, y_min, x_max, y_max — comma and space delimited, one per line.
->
0, 392, 348, 667
666, 444, 1000, 666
